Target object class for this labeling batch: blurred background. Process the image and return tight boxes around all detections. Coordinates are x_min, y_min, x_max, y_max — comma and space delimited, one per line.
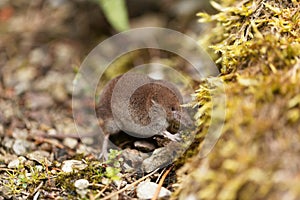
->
0, 0, 215, 137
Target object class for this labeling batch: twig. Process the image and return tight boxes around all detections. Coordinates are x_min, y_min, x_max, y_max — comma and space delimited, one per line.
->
0, 168, 15, 172
91, 183, 105, 188
92, 184, 109, 200
32, 132, 95, 140
100, 168, 159, 200
33, 137, 64, 149
33, 191, 40, 200
155, 167, 166, 184
30, 181, 44, 198
151, 165, 174, 200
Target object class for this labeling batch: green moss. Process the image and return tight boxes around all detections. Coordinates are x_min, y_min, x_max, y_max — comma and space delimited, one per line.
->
56, 160, 105, 192
3, 163, 49, 196
2, 152, 125, 199
177, 69, 300, 199
175, 0, 300, 199
103, 149, 123, 181
197, 0, 300, 74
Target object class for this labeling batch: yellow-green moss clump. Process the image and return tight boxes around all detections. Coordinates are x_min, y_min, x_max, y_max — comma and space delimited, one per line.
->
174, 1, 300, 200
198, 0, 299, 74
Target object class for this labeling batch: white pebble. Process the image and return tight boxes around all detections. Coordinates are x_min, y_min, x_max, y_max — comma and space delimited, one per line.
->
74, 179, 89, 189
137, 181, 171, 199
61, 160, 87, 173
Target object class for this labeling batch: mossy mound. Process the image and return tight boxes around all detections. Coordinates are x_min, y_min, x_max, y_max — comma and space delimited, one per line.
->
198, 0, 299, 74
174, 1, 300, 199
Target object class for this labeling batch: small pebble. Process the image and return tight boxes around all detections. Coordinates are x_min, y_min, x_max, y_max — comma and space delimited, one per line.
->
63, 137, 78, 149
74, 179, 89, 190
52, 83, 68, 101
15, 66, 37, 82
47, 128, 57, 135
142, 147, 171, 173
76, 144, 95, 155
80, 137, 94, 146
8, 159, 19, 169
142, 144, 181, 173
19, 156, 27, 163
14, 66, 37, 94
25, 93, 54, 109
29, 48, 47, 65
8, 156, 27, 168
26, 150, 51, 165
75, 179, 89, 198
39, 123, 51, 131
39, 143, 52, 151
113, 179, 127, 188
61, 160, 87, 173
13, 139, 32, 156
3, 137, 14, 149
136, 181, 171, 199
12, 128, 28, 139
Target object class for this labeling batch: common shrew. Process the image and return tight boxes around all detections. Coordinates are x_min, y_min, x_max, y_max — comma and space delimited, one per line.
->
96, 72, 191, 158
